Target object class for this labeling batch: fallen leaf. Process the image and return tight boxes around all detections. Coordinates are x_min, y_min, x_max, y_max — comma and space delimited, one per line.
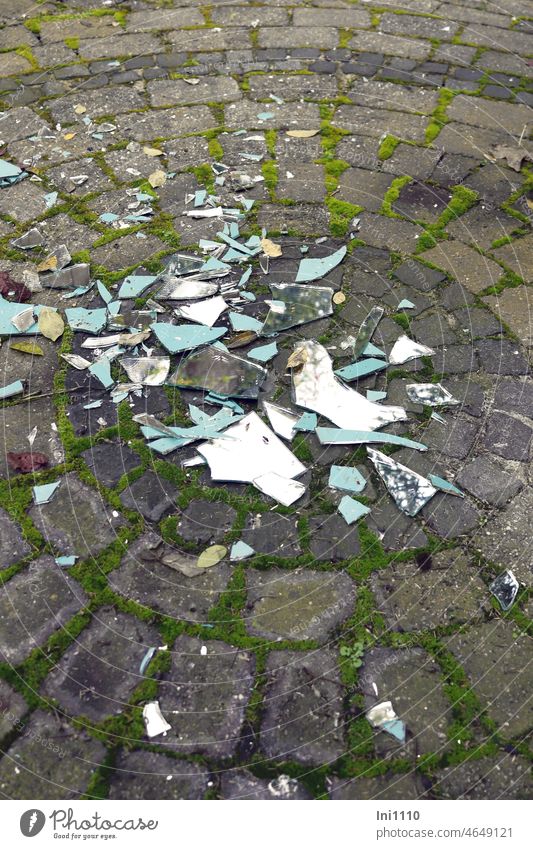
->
260, 237, 282, 257
486, 144, 532, 172
118, 330, 151, 346
63, 132, 77, 140
286, 129, 320, 138
287, 347, 308, 368
184, 78, 200, 85
148, 169, 166, 188
74, 104, 86, 115
143, 146, 164, 157
38, 307, 64, 342
10, 341, 44, 355
36, 255, 58, 272
197, 545, 227, 569
333, 291, 346, 304
7, 451, 48, 473
0, 271, 32, 302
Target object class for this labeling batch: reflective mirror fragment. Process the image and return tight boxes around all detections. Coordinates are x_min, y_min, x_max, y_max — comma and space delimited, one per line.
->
260, 284, 333, 336
367, 448, 437, 516
406, 383, 459, 406
253, 472, 306, 506
168, 345, 267, 399
120, 357, 170, 386
143, 701, 171, 738
389, 335, 435, 365
295, 245, 347, 283
263, 401, 298, 441
352, 306, 384, 359
489, 570, 519, 611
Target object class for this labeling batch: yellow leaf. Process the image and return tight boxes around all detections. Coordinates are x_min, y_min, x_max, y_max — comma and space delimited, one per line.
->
286, 129, 320, 138
36, 256, 58, 272
148, 169, 166, 188
38, 308, 64, 342
333, 291, 346, 304
287, 347, 308, 368
74, 104, 86, 114
260, 237, 282, 257
197, 545, 227, 569
143, 146, 163, 157
63, 132, 77, 140
10, 341, 44, 356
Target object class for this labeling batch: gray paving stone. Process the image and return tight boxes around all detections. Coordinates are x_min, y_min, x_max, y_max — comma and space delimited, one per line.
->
481, 411, 532, 461
0, 106, 51, 143
420, 242, 503, 293
382, 144, 441, 180
349, 31, 431, 61
29, 472, 124, 558
359, 647, 452, 755
108, 750, 209, 800
475, 339, 530, 375
249, 73, 337, 102
464, 163, 523, 206
454, 307, 503, 339
493, 377, 533, 418
224, 100, 321, 130
212, 7, 290, 26
356, 213, 424, 253
220, 769, 312, 800
92, 233, 167, 271
492, 234, 533, 285
82, 442, 140, 489
366, 500, 428, 551
411, 311, 457, 346
78, 33, 162, 61
47, 158, 110, 195
423, 415, 479, 459
380, 12, 459, 39
393, 182, 452, 225
177, 499, 236, 546
260, 649, 345, 764
0, 397, 64, 479
333, 105, 428, 142
308, 512, 361, 561
258, 27, 339, 49
242, 513, 301, 558
127, 8, 204, 30
41, 607, 160, 721
0, 179, 48, 221
0, 556, 87, 665
0, 710, 106, 799
0, 680, 27, 743
348, 80, 439, 115
167, 27, 248, 53
447, 206, 521, 250
445, 621, 532, 738
422, 492, 480, 538
115, 105, 216, 141
245, 567, 356, 642
483, 287, 532, 349
456, 455, 524, 506
337, 167, 393, 214
447, 94, 531, 135
148, 77, 242, 107
433, 754, 533, 800
159, 635, 254, 757
120, 471, 178, 522
277, 164, 326, 202
328, 773, 425, 800
434, 123, 519, 158
257, 203, 330, 234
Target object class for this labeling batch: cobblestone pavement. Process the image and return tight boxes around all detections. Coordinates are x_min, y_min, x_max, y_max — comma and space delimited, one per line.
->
0, 0, 532, 801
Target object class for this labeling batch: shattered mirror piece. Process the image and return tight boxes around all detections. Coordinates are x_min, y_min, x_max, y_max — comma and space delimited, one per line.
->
156, 279, 219, 301
428, 474, 464, 497
261, 284, 333, 336
0, 158, 26, 187
169, 345, 266, 399
197, 411, 305, 485
317, 429, 427, 450
389, 335, 435, 365
65, 307, 107, 334
7, 451, 48, 472
197, 545, 227, 569
293, 412, 317, 433
229, 311, 263, 333
366, 700, 396, 727
164, 253, 205, 276
329, 465, 366, 494
367, 448, 436, 516
248, 341, 277, 363
133, 414, 180, 439
291, 341, 406, 431
11, 228, 44, 250
338, 495, 370, 524
295, 245, 346, 283
118, 275, 156, 299
381, 719, 406, 743
253, 472, 306, 506
489, 570, 520, 611
151, 322, 225, 353
120, 357, 170, 386
397, 299, 415, 310
41, 264, 90, 291
176, 296, 228, 327
230, 541, 255, 561
11, 308, 35, 333
352, 306, 384, 360
0, 379, 24, 400
61, 353, 91, 370
335, 358, 388, 381
32, 481, 60, 505
406, 383, 459, 407
143, 701, 171, 738
263, 401, 298, 441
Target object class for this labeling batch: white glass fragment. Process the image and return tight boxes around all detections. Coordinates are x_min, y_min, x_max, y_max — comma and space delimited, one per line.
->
175, 295, 228, 327
142, 701, 171, 738
406, 383, 459, 406
120, 357, 170, 386
263, 401, 298, 441
367, 448, 437, 516
389, 335, 435, 365
252, 472, 306, 506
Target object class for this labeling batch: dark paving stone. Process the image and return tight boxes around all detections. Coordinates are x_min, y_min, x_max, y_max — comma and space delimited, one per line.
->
108, 750, 209, 800
276, 164, 326, 203
392, 182, 452, 224
446, 205, 521, 250
131, 386, 171, 419
430, 152, 479, 188
493, 378, 533, 419
0, 556, 87, 665
91, 233, 168, 272
393, 259, 445, 292
177, 499, 236, 546
439, 281, 476, 311
421, 242, 503, 294
0, 680, 27, 744
473, 489, 533, 585
245, 567, 356, 642
445, 378, 485, 417
82, 441, 140, 489
241, 513, 301, 558
336, 136, 381, 171
41, 607, 160, 721
328, 773, 425, 800
366, 500, 428, 551
445, 621, 532, 738
359, 647, 452, 756
337, 167, 394, 213
463, 162, 523, 207
381, 144, 441, 180
481, 411, 532, 461
422, 493, 480, 539
423, 415, 479, 460
454, 307, 503, 339
0, 710, 106, 799
0, 397, 64, 479
260, 649, 345, 765
67, 397, 119, 437
410, 311, 457, 346
0, 508, 31, 569
456, 455, 524, 506
433, 754, 533, 800
220, 769, 311, 800
433, 343, 478, 375
29, 472, 123, 557
308, 513, 361, 561
110, 533, 231, 622
355, 213, 424, 253
159, 635, 254, 757
120, 471, 178, 522
371, 550, 487, 632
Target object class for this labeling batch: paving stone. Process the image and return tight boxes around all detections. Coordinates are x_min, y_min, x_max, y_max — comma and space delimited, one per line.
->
393, 182, 453, 225
328, 773, 425, 800
423, 414, 479, 459
454, 307, 503, 339
420, 242, 503, 293
474, 488, 533, 584
224, 100, 320, 130
127, 8, 204, 30
248, 73, 337, 102
41, 607, 160, 721
0, 508, 31, 570
176, 499, 236, 546
349, 31, 431, 61
0, 106, 51, 144
493, 377, 533, 418
108, 750, 209, 800
382, 144, 441, 180
104, 144, 172, 182
356, 213, 424, 253
81, 441, 140, 489
120, 471, 178, 522
476, 50, 531, 76
348, 79, 439, 115
0, 710, 106, 799
491, 234, 533, 285
115, 105, 216, 141
260, 649, 345, 764
0, 397, 64, 479
245, 567, 356, 642
434, 122, 521, 158
162, 135, 211, 171
380, 12, 458, 39
257, 203, 330, 234
434, 44, 477, 66
422, 492, 480, 539
110, 532, 231, 622
308, 512, 361, 561
159, 635, 254, 757
29, 472, 124, 558
366, 500, 428, 551
0, 680, 27, 743
0, 555, 87, 665
410, 311, 457, 346
393, 258, 445, 291
333, 105, 428, 142
445, 621, 532, 738
167, 27, 247, 53
212, 7, 289, 26
430, 151, 479, 187
38, 214, 99, 254
0, 52, 33, 75
241, 513, 301, 557
277, 164, 326, 202
433, 754, 533, 800
148, 76, 241, 108
481, 411, 532, 461
456, 455, 524, 506
337, 167, 393, 213
220, 769, 311, 800
0, 179, 48, 221
446, 205, 521, 250
47, 158, 110, 195
49, 87, 146, 125
359, 647, 452, 755
67, 397, 118, 437
91, 233, 167, 271
464, 163, 524, 206
460, 23, 532, 55
475, 339, 530, 375
258, 27, 339, 49
448, 93, 532, 135
371, 550, 488, 631
77, 33, 162, 61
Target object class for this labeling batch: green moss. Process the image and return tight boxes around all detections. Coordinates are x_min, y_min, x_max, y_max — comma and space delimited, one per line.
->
425, 88, 455, 143
380, 175, 411, 217
377, 135, 400, 161
64, 36, 79, 50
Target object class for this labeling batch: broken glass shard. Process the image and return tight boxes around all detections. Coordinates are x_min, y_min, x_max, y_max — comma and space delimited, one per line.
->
120, 357, 170, 386
338, 495, 370, 524
367, 448, 436, 516
33, 481, 60, 505
261, 284, 333, 336
366, 390, 387, 401
335, 357, 388, 381
65, 307, 108, 334
176, 296, 228, 327
291, 340, 406, 431
253, 472, 306, 506
143, 701, 171, 738
295, 245, 346, 283
168, 346, 266, 399
229, 311, 263, 333
55, 556, 77, 567
406, 383, 459, 407
397, 299, 415, 310
428, 474, 464, 497
317, 428, 427, 450
11, 308, 35, 333
88, 357, 114, 389
151, 322, 225, 353
156, 279, 219, 301
40, 264, 90, 290
263, 401, 298, 441
11, 228, 44, 250
329, 465, 366, 494
293, 412, 317, 432
352, 306, 385, 360
248, 341, 277, 363
489, 570, 519, 611
389, 335, 435, 365
197, 411, 306, 485
230, 541, 254, 562
381, 719, 406, 743
0, 379, 24, 400
118, 274, 156, 299
61, 353, 91, 370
